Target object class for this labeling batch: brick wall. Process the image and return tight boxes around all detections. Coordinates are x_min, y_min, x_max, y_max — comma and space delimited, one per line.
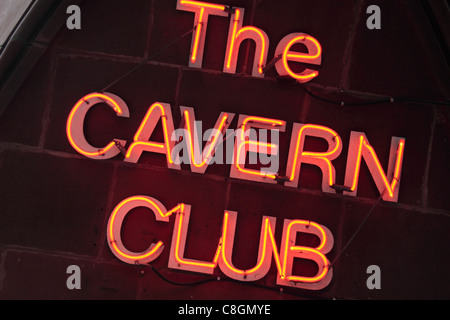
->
0, 0, 449, 299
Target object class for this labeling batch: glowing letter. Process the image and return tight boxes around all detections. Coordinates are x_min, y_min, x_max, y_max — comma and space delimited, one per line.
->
168, 204, 221, 274
180, 107, 235, 173
218, 211, 281, 281
223, 8, 269, 77
176, 0, 229, 68
230, 115, 286, 184
66, 92, 129, 160
107, 196, 180, 265
366, 265, 381, 289
125, 102, 180, 170
275, 33, 322, 83
277, 219, 334, 290
343, 132, 405, 202
285, 123, 342, 193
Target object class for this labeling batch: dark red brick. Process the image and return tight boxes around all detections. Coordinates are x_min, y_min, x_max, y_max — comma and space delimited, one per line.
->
53, 0, 152, 57
0, 150, 113, 255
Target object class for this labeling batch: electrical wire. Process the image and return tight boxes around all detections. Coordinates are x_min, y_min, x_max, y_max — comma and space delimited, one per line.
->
95, 22, 449, 107
146, 191, 388, 298
100, 25, 197, 93
93, 17, 446, 297
329, 189, 386, 269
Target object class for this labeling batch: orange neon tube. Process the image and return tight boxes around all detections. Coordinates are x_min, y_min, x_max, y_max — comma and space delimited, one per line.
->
125, 103, 174, 164
212, 238, 222, 265
191, 7, 205, 63
350, 136, 405, 198
166, 203, 183, 217
221, 213, 281, 276
66, 93, 123, 157
180, 0, 226, 10
285, 36, 322, 60
281, 220, 328, 281
221, 212, 246, 275
282, 35, 321, 81
174, 204, 217, 268
236, 26, 267, 74
184, 110, 229, 168
285, 247, 329, 283
288, 124, 341, 186
108, 196, 178, 261
226, 9, 241, 69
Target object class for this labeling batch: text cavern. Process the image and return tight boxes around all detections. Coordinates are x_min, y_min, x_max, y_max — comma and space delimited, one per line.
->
67, 92, 406, 202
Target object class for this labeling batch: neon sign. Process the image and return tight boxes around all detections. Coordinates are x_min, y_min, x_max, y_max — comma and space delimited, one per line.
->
65, 1, 407, 291
177, 0, 322, 82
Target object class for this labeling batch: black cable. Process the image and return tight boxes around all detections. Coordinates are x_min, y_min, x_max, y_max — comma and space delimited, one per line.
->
149, 265, 331, 300
100, 26, 197, 92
